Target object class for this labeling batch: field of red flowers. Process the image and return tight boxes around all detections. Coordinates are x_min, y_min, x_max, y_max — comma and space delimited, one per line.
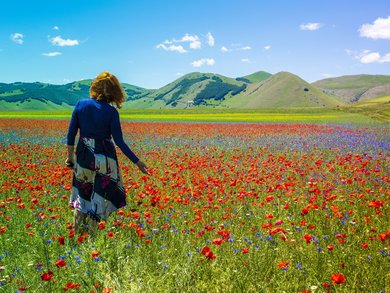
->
0, 119, 389, 292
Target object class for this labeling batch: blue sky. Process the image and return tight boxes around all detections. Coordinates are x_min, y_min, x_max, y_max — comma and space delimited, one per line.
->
1, 0, 389, 89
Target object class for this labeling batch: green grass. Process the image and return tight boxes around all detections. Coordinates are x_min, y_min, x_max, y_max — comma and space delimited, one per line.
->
0, 107, 385, 124
341, 96, 390, 121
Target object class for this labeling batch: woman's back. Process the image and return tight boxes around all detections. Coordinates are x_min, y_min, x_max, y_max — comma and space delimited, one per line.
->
74, 98, 115, 140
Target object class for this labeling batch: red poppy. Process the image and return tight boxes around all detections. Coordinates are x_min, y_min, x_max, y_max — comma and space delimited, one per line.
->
331, 273, 345, 284
0, 226, 6, 234
91, 250, 100, 258
64, 282, 81, 290
98, 221, 106, 230
277, 260, 290, 269
77, 236, 85, 244
41, 271, 54, 281
58, 236, 65, 245
327, 245, 334, 251
303, 234, 312, 244
200, 246, 216, 260
241, 247, 249, 254
55, 259, 66, 268
212, 238, 223, 246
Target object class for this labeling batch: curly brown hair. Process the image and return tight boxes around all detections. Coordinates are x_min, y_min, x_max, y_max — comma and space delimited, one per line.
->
90, 72, 126, 108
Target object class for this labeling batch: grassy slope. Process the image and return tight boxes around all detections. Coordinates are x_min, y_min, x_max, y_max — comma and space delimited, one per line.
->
239, 71, 272, 83
144, 72, 245, 109
0, 99, 73, 111
224, 72, 341, 108
313, 75, 390, 103
313, 74, 390, 89
341, 95, 390, 121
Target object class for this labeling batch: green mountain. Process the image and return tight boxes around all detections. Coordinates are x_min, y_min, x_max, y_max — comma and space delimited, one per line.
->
0, 80, 149, 109
224, 72, 341, 108
313, 74, 390, 103
137, 72, 247, 109
1, 71, 389, 110
236, 71, 272, 83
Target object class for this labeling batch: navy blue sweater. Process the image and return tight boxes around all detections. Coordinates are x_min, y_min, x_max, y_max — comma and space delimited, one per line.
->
66, 98, 139, 164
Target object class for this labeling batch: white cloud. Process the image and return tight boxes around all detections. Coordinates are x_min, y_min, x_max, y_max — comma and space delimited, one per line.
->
357, 50, 390, 63
156, 43, 187, 53
50, 35, 79, 46
220, 45, 251, 52
359, 16, 390, 40
53, 26, 59, 30
178, 34, 201, 49
206, 32, 215, 47
221, 46, 230, 52
191, 58, 215, 67
10, 33, 24, 44
300, 22, 322, 31
264, 45, 271, 50
241, 58, 250, 63
157, 33, 202, 52
42, 52, 62, 57
176, 72, 183, 76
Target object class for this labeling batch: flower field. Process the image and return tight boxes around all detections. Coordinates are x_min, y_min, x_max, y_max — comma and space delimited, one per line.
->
0, 118, 389, 292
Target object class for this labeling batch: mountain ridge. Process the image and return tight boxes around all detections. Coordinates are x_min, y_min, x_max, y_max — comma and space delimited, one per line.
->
1, 71, 389, 110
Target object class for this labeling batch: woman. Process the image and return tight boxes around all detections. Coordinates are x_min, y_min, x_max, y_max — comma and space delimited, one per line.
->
66, 71, 148, 232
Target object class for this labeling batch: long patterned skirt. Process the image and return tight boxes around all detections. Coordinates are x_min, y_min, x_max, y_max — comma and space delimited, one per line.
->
69, 137, 126, 221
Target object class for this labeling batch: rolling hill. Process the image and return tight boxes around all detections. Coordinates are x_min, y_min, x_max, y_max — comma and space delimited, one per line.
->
0, 71, 389, 110
224, 72, 340, 108
0, 80, 150, 108
312, 74, 390, 103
